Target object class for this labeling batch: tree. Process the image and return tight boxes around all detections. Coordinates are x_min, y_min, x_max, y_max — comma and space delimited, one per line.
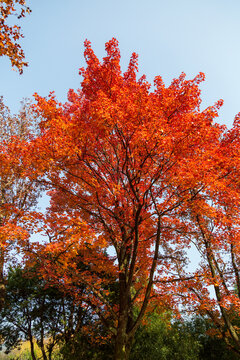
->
167, 112, 240, 356
27, 38, 226, 360
130, 312, 201, 360
0, 266, 91, 360
0, 0, 31, 73
186, 316, 239, 360
0, 97, 41, 311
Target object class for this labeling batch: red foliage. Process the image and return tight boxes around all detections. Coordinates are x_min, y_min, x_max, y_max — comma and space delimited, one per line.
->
26, 39, 240, 358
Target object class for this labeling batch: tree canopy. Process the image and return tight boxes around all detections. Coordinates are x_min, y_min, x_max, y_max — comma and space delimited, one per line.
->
17, 38, 240, 359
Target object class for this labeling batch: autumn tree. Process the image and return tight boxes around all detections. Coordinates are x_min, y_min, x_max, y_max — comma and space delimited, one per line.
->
0, 0, 31, 73
176, 113, 240, 356
0, 97, 41, 310
27, 39, 227, 360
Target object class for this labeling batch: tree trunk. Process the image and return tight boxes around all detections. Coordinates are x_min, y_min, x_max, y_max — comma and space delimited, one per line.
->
39, 296, 48, 360
114, 314, 133, 360
0, 249, 5, 312
29, 331, 37, 360
114, 332, 132, 360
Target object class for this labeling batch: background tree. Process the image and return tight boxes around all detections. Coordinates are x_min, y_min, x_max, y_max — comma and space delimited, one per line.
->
0, 97, 41, 310
0, 266, 92, 360
174, 115, 240, 356
0, 0, 31, 73
186, 316, 239, 360
129, 311, 200, 360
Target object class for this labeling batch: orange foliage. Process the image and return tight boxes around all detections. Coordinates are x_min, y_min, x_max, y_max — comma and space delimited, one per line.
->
0, 98, 41, 310
0, 0, 31, 73
24, 39, 240, 357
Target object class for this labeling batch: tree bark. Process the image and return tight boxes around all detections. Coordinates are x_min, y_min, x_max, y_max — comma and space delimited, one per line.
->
114, 269, 132, 360
0, 250, 5, 312
29, 329, 37, 360
114, 320, 132, 360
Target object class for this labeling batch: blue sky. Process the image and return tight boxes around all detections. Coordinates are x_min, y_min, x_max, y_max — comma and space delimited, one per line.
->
1, 0, 240, 128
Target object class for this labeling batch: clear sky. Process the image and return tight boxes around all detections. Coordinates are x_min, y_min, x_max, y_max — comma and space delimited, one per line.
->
1, 0, 240, 128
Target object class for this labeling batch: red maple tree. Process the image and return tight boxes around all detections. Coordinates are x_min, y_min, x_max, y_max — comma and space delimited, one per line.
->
26, 39, 228, 359
177, 113, 240, 355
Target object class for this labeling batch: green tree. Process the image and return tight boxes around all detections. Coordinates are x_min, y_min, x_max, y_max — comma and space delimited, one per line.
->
130, 312, 200, 360
186, 316, 239, 360
0, 267, 89, 360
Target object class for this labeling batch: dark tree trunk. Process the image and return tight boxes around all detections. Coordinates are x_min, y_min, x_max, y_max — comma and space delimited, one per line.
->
29, 330, 37, 360
114, 293, 134, 360
0, 250, 5, 312
114, 324, 133, 360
